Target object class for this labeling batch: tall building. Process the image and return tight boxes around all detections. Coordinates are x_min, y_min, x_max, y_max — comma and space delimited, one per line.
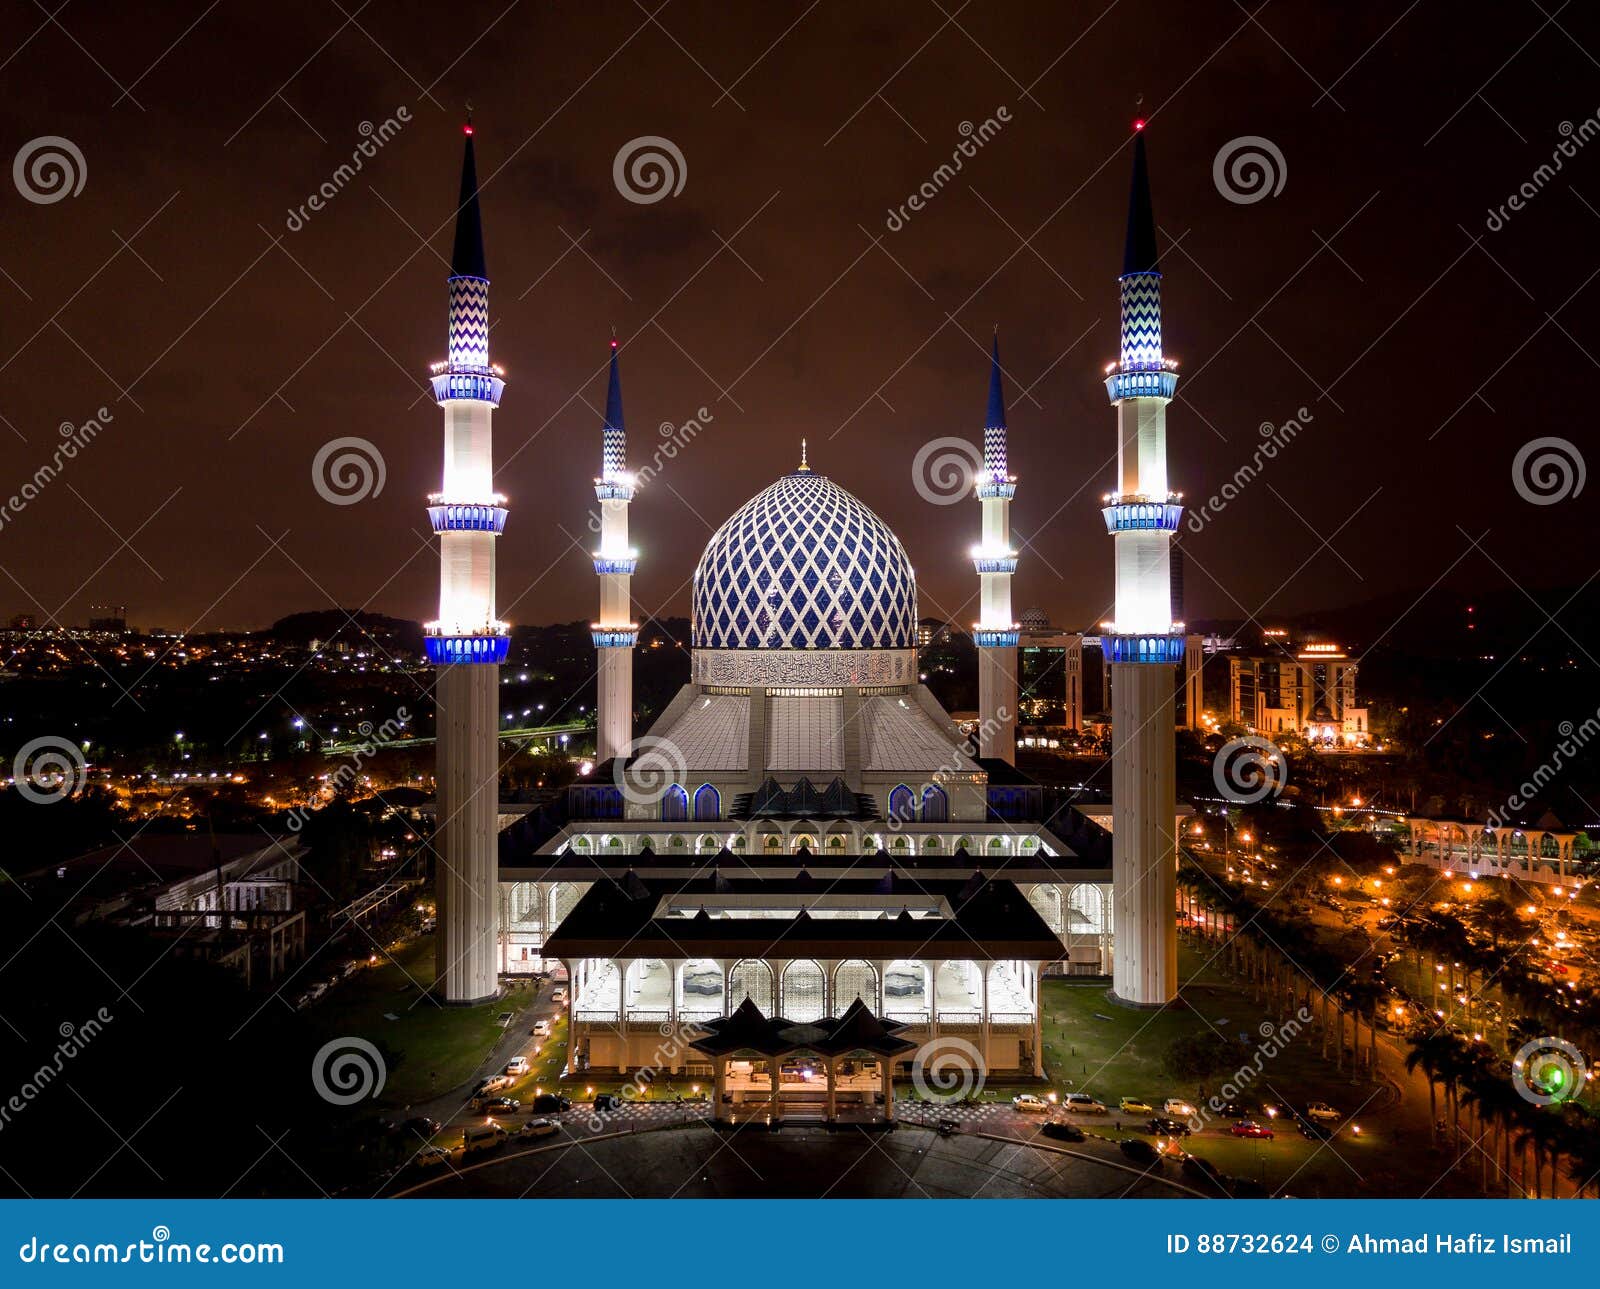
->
1229, 636, 1368, 745
971, 331, 1020, 761
425, 124, 507, 1004
1101, 123, 1182, 1007
592, 335, 638, 763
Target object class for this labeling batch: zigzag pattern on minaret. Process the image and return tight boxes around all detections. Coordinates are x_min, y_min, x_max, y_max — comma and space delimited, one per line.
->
448, 277, 490, 368
1119, 273, 1162, 369
603, 426, 627, 477
983, 424, 1008, 476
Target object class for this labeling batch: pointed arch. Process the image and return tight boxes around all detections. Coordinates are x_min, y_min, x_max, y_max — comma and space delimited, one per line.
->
661, 784, 689, 821
693, 784, 720, 821
887, 784, 915, 823
920, 784, 948, 822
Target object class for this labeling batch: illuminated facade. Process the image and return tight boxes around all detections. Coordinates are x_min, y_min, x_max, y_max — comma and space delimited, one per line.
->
428, 124, 505, 1004
1228, 638, 1368, 746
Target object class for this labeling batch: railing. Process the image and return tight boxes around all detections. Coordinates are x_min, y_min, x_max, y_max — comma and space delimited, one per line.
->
936, 1011, 982, 1026
574, 1009, 620, 1024
989, 1011, 1035, 1025
624, 1009, 671, 1023
884, 1010, 930, 1025
677, 1008, 723, 1024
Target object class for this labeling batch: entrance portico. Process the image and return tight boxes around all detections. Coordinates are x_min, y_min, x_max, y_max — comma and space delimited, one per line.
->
693, 997, 915, 1127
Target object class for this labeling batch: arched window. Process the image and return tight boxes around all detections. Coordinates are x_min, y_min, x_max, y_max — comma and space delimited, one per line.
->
782, 960, 826, 1022
888, 785, 915, 822
920, 785, 948, 822
834, 960, 877, 1014
661, 784, 688, 821
729, 960, 773, 1013
693, 784, 720, 821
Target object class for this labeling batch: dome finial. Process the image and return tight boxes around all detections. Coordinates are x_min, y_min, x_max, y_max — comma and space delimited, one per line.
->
798, 437, 809, 471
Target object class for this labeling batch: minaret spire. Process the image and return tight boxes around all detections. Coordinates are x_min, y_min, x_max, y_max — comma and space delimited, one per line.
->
426, 121, 507, 1005
971, 326, 1020, 762
1101, 121, 1183, 1009
593, 332, 639, 763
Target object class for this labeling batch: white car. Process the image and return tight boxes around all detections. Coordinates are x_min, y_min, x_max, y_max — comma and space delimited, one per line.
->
412, 1145, 453, 1170
532, 1020, 551, 1037
551, 989, 568, 1005
1161, 1098, 1197, 1118
522, 1118, 560, 1139
1012, 1094, 1049, 1114
505, 1056, 530, 1076
1063, 1093, 1108, 1114
1305, 1101, 1341, 1123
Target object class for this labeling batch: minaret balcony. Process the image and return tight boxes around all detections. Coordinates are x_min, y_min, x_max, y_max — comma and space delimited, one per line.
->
427, 496, 509, 533
429, 361, 505, 407
423, 621, 511, 665
1102, 499, 1183, 532
1100, 631, 1185, 664
975, 471, 1016, 500
592, 624, 640, 649
592, 552, 638, 576
972, 625, 1021, 648
594, 475, 635, 502
1103, 359, 1178, 404
970, 546, 1019, 575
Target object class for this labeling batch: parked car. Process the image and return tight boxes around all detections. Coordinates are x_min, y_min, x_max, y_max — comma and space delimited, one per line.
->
482, 1097, 520, 1114
474, 1074, 512, 1095
1063, 1093, 1108, 1114
593, 1093, 622, 1113
505, 1057, 530, 1076
401, 1116, 441, 1138
412, 1145, 453, 1169
1231, 1119, 1274, 1139
1118, 1097, 1155, 1115
1120, 1137, 1159, 1164
1214, 1101, 1250, 1119
522, 1118, 560, 1139
462, 1122, 507, 1154
1305, 1101, 1341, 1123
1041, 1121, 1086, 1143
532, 1020, 551, 1037
1297, 1118, 1332, 1140
532, 1093, 572, 1113
551, 989, 568, 1005
1145, 1117, 1192, 1138
1012, 1093, 1050, 1114
1161, 1098, 1197, 1118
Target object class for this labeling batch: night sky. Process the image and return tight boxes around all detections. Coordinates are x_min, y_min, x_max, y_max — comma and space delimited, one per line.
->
4, 2, 1598, 638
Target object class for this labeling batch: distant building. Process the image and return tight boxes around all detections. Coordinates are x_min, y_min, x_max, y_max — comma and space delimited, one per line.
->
88, 604, 127, 631
8, 613, 35, 630
1228, 633, 1368, 745
916, 617, 952, 647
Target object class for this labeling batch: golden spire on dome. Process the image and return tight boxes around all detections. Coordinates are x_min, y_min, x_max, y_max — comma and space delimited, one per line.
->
797, 437, 810, 471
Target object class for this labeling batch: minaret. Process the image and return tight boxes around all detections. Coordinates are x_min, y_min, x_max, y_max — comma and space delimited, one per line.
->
1102, 121, 1182, 1006
972, 330, 1020, 761
592, 334, 638, 762
425, 122, 507, 1005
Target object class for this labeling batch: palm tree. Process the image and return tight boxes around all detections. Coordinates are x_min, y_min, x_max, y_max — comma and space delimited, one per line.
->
1404, 1031, 1458, 1145
1462, 1071, 1523, 1196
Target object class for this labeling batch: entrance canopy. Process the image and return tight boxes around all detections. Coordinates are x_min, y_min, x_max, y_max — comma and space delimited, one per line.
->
690, 996, 917, 1061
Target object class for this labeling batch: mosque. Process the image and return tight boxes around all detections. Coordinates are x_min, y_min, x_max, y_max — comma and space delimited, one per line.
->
424, 120, 1185, 1116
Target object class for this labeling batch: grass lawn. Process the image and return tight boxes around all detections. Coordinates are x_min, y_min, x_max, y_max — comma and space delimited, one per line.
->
307, 937, 517, 1105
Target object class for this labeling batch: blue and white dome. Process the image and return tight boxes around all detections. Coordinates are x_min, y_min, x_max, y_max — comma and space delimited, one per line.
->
692, 468, 917, 650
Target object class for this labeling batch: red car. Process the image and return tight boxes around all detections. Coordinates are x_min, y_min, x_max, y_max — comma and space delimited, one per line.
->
1231, 1120, 1274, 1139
